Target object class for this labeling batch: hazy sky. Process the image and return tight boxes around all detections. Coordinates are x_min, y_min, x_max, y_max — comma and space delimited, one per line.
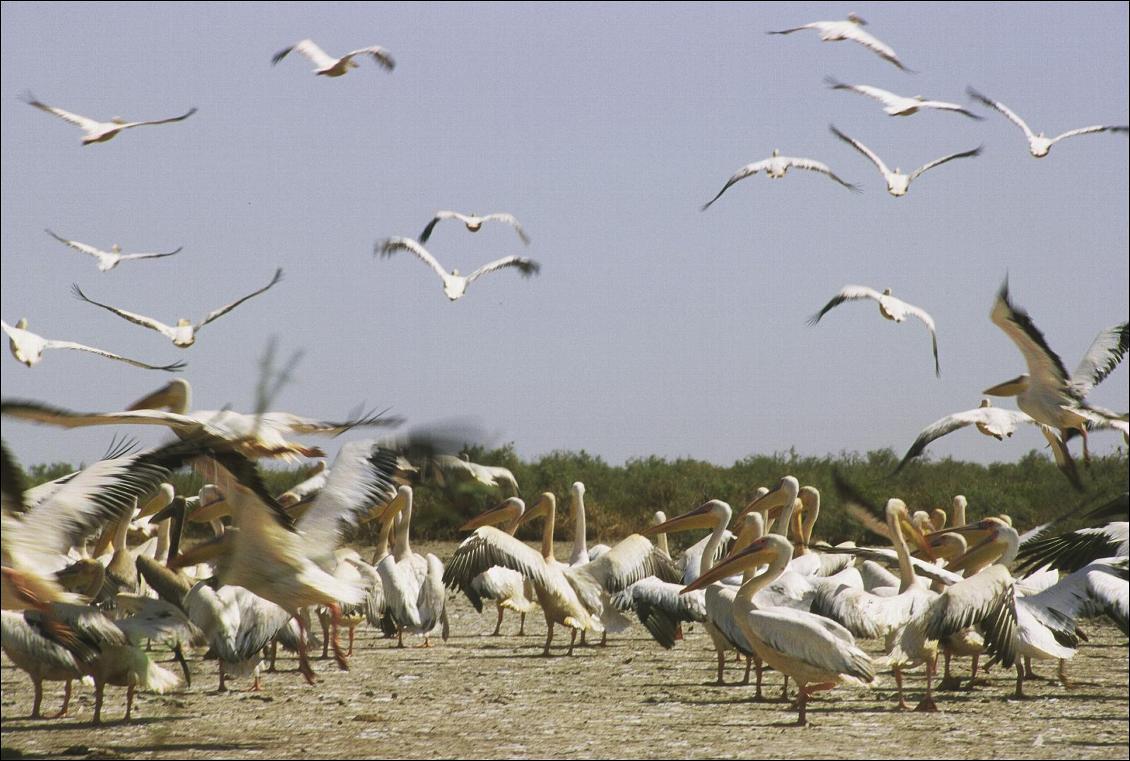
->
2, 2, 1127, 471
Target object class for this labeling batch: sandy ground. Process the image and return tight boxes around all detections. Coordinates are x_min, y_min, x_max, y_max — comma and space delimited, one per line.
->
2, 541, 1128, 760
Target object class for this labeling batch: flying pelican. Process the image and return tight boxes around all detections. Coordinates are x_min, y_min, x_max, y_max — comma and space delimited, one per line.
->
825, 78, 981, 119
701, 150, 859, 210
272, 39, 395, 76
894, 399, 1054, 473
768, 14, 910, 71
419, 212, 530, 245
419, 454, 519, 500
45, 230, 182, 272
683, 534, 877, 726
1, 378, 399, 461
830, 125, 981, 197
21, 92, 197, 145
377, 237, 540, 301
2, 319, 184, 372
967, 87, 1128, 158
71, 268, 283, 348
985, 279, 1128, 473
808, 286, 940, 376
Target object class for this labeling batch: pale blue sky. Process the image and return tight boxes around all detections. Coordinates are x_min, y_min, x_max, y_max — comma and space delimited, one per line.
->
2, 2, 1127, 470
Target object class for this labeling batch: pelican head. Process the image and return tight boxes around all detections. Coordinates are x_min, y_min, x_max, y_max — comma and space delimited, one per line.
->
983, 373, 1029, 397
847, 13, 867, 25
127, 378, 191, 412
461, 496, 525, 531
681, 534, 792, 594
737, 475, 799, 521
111, 244, 121, 253
111, 117, 127, 124
517, 492, 556, 526
644, 499, 730, 536
1030, 135, 1052, 158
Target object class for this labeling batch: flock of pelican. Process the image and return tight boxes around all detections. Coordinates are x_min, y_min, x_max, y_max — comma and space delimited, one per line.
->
1, 8, 1127, 746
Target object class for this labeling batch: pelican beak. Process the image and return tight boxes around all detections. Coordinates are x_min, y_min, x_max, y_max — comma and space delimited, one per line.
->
643, 500, 719, 535
898, 516, 938, 561
924, 519, 997, 544
169, 534, 227, 569
516, 493, 553, 526
188, 494, 232, 523
983, 374, 1028, 397
681, 538, 773, 594
137, 483, 176, 519
461, 498, 520, 531
151, 495, 186, 524
737, 482, 789, 521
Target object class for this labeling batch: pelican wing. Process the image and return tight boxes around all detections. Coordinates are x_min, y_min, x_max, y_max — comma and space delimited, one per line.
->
579, 534, 681, 593
1071, 322, 1129, 396
196, 268, 283, 329
342, 46, 396, 71
465, 256, 540, 284
921, 564, 1013, 643
895, 407, 1039, 472
116, 247, 183, 263
0, 400, 206, 434
481, 213, 531, 244
990, 278, 1073, 394
908, 146, 981, 181
1015, 523, 1128, 575
1051, 124, 1128, 144
377, 237, 450, 281
787, 157, 860, 191
113, 594, 204, 646
39, 339, 186, 372
917, 100, 983, 119
273, 39, 336, 69
842, 25, 908, 71
257, 407, 402, 437
21, 92, 100, 131
767, 23, 819, 35
966, 88, 1035, 140
442, 526, 550, 592
118, 108, 197, 130
45, 230, 105, 260
71, 284, 178, 339
807, 284, 883, 325
901, 302, 941, 377
825, 78, 899, 107
811, 584, 932, 640
1042, 427, 1083, 492
701, 160, 771, 210
704, 585, 756, 655
1082, 559, 1128, 633
749, 608, 875, 682
829, 126, 892, 177
184, 581, 240, 662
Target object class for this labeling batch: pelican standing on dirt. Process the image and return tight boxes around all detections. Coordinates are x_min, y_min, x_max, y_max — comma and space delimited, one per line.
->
830, 126, 981, 197
769, 14, 911, 71
45, 230, 182, 272
967, 87, 1128, 157
272, 39, 395, 76
701, 150, 858, 210
377, 237, 540, 302
21, 92, 196, 145
455, 497, 537, 636
808, 286, 940, 376
2, 319, 184, 372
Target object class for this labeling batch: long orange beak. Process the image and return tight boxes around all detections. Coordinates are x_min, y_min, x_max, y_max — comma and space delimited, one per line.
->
643, 501, 719, 536
461, 497, 523, 531
681, 538, 774, 594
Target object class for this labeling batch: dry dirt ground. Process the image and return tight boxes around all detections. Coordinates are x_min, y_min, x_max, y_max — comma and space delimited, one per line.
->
2, 541, 1128, 760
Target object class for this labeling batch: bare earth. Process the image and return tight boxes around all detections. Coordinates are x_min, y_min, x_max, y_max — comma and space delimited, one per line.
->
2, 541, 1128, 760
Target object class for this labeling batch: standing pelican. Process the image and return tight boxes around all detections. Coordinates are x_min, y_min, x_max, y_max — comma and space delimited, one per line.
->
808, 286, 940, 376
377, 237, 540, 301
967, 87, 1128, 158
272, 39, 395, 76
701, 150, 858, 210
419, 211, 530, 245
45, 230, 182, 272
830, 125, 980, 197
456, 497, 537, 636
2, 319, 184, 372
769, 14, 910, 71
22, 92, 196, 145
72, 268, 283, 348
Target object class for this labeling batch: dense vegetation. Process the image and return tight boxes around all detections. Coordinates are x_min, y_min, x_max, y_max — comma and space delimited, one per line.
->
24, 444, 1127, 547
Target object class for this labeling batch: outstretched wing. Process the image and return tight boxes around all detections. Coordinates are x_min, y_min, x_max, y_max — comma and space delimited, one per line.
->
465, 257, 540, 284
990, 277, 1073, 396
967, 88, 1035, 140
902, 302, 941, 377
830, 125, 892, 177
117, 247, 183, 263
21, 92, 101, 132
825, 78, 899, 107
701, 160, 770, 210
843, 25, 910, 71
377, 237, 450, 281
807, 285, 883, 325
120, 107, 197, 130
196, 268, 283, 329
481, 213, 531, 244
787, 157, 859, 191
342, 46, 396, 71
909, 146, 981, 181
40, 339, 186, 372
1071, 322, 1128, 396
71, 284, 177, 338
274, 39, 337, 69
45, 230, 105, 260
1050, 124, 1128, 145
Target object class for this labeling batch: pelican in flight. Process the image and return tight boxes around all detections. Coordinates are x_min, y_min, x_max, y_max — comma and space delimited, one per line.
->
825, 78, 981, 119
894, 400, 1053, 473
419, 212, 530, 245
769, 14, 910, 72
985, 279, 1128, 472
830, 125, 981, 197
1, 378, 400, 461
272, 39, 395, 76
967, 87, 1128, 158
2, 319, 184, 372
376, 237, 540, 302
71, 268, 283, 348
45, 230, 182, 273
22, 92, 196, 145
701, 150, 858, 210
808, 286, 940, 377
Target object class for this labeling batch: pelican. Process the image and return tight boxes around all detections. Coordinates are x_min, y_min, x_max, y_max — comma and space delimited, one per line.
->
272, 39, 395, 76
455, 497, 537, 636
0, 609, 85, 718
768, 14, 910, 71
45, 230, 182, 272
700, 150, 858, 210
985, 279, 1128, 474
682, 534, 877, 726
808, 285, 940, 376
377, 237, 540, 301
420, 454, 519, 500
894, 399, 1052, 472
71, 268, 283, 348
1, 378, 400, 461
2, 318, 184, 372
377, 486, 448, 647
967, 87, 1128, 158
22, 92, 196, 145
568, 481, 610, 566
825, 78, 981, 119
419, 211, 530, 245
830, 125, 980, 197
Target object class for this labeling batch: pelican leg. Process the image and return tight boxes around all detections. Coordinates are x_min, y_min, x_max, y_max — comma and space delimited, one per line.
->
318, 608, 331, 659
266, 637, 278, 672
492, 606, 504, 636
517, 612, 526, 636
293, 614, 318, 685
968, 654, 990, 688
914, 656, 938, 712
172, 643, 191, 688
741, 655, 753, 686
218, 662, 228, 693
567, 628, 578, 656
1057, 659, 1074, 689
939, 652, 962, 690
1022, 656, 1047, 680
31, 676, 43, 718
542, 621, 554, 657
579, 630, 587, 646
124, 684, 135, 722
328, 603, 349, 670
397, 626, 405, 649
599, 631, 607, 647
92, 679, 105, 726
1014, 664, 1026, 698
251, 670, 261, 692
50, 680, 73, 719
347, 623, 356, 657
754, 657, 765, 701
780, 674, 790, 703
1080, 427, 1092, 467
894, 667, 908, 710
713, 648, 726, 686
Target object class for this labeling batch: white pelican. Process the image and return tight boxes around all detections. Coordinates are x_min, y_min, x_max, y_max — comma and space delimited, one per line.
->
22, 92, 196, 145
808, 285, 940, 376
830, 125, 980, 197
825, 78, 981, 119
377, 486, 448, 647
1, 378, 400, 461
71, 268, 283, 348
985, 279, 1128, 474
701, 150, 858, 210
567, 481, 610, 566
2, 318, 185, 372
455, 497, 537, 636
272, 39, 395, 76
683, 534, 877, 726
377, 237, 540, 301
419, 211, 530, 245
0, 609, 86, 718
967, 87, 1128, 158
421, 454, 519, 499
45, 230, 182, 272
1015, 517, 1128, 575
894, 399, 1052, 472
769, 14, 910, 72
